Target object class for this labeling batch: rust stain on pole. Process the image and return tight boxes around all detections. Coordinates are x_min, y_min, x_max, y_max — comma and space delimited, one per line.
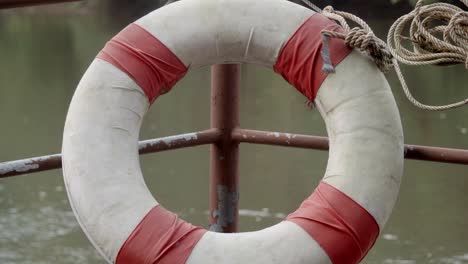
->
0, 129, 221, 178
209, 64, 240, 233
0, 0, 80, 9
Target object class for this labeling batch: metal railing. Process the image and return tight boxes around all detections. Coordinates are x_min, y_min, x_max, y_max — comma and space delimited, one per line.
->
2, 126, 468, 179
1, 1, 467, 233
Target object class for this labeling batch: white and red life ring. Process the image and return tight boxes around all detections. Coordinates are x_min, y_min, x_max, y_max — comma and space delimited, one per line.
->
62, 0, 404, 263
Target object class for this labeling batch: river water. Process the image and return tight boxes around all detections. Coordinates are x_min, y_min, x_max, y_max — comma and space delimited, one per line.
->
0, 4, 467, 264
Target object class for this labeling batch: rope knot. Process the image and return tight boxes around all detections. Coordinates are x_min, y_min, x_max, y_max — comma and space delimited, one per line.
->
344, 29, 393, 72
322, 5, 334, 14
315, 3, 395, 73
320, 27, 393, 73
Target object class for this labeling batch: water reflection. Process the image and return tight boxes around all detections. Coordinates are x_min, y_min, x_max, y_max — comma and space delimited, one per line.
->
0, 5, 467, 264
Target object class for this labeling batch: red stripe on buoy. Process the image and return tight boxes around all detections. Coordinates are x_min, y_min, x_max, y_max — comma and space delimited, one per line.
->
116, 206, 206, 264
274, 14, 352, 101
286, 182, 379, 264
97, 23, 187, 104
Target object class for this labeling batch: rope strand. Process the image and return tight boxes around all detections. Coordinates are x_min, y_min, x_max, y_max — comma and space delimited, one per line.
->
301, 0, 468, 111
388, 0, 468, 110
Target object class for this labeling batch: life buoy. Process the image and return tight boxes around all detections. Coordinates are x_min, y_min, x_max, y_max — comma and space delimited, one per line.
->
62, 0, 404, 263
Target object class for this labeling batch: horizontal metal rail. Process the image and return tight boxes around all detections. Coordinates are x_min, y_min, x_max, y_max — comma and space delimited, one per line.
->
0, 129, 221, 178
0, 0, 80, 9
1, 128, 467, 179
232, 128, 329, 150
232, 129, 468, 165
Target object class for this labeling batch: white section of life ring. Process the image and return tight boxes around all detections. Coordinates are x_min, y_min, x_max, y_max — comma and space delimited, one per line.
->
63, 59, 154, 262
316, 51, 404, 228
135, 0, 313, 68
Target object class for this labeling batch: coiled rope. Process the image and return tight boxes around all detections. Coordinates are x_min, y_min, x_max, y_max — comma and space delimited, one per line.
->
302, 0, 468, 111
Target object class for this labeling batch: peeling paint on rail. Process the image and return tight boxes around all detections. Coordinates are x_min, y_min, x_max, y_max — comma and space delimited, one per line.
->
0, 129, 221, 178
0, 161, 39, 174
0, 154, 62, 178
160, 133, 199, 147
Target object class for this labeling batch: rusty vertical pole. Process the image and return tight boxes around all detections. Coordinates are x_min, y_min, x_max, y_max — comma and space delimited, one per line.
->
209, 64, 240, 233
